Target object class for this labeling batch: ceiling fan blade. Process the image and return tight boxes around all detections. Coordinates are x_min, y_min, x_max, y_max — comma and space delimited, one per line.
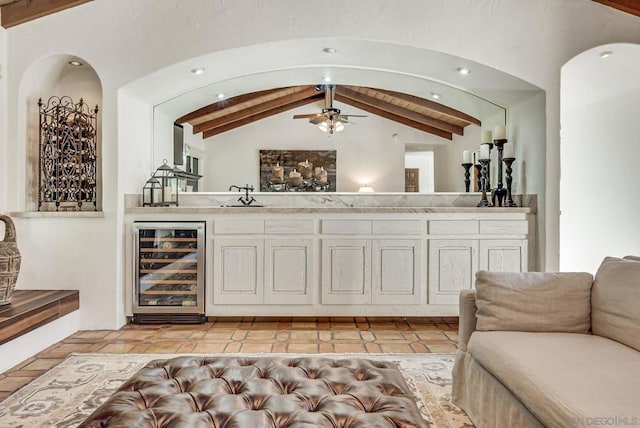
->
343, 114, 368, 118
309, 117, 327, 124
335, 116, 349, 123
293, 113, 322, 119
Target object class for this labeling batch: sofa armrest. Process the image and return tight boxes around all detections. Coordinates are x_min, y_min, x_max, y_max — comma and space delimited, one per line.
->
458, 289, 477, 352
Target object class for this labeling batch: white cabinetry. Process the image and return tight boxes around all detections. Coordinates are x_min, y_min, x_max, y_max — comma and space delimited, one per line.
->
428, 240, 478, 305
427, 218, 529, 304
321, 219, 423, 306
372, 239, 422, 305
265, 239, 313, 305
213, 238, 263, 304
213, 219, 315, 306
321, 239, 371, 304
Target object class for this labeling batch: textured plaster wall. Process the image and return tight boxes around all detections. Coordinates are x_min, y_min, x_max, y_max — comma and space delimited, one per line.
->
0, 0, 639, 329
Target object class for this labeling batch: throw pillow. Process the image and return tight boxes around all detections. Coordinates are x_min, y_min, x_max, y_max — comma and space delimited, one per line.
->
475, 271, 593, 333
592, 257, 640, 352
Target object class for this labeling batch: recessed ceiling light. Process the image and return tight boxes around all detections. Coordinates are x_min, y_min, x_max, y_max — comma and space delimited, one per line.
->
191, 67, 205, 75
599, 51, 613, 59
216, 93, 225, 99
323, 76, 331, 83
68, 60, 83, 66
430, 92, 441, 99
322, 47, 337, 54
457, 67, 471, 75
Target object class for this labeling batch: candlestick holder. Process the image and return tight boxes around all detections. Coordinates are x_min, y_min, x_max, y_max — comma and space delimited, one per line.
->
482, 143, 493, 192
503, 157, 518, 207
477, 159, 493, 207
491, 139, 508, 206
461, 163, 473, 192
474, 164, 482, 191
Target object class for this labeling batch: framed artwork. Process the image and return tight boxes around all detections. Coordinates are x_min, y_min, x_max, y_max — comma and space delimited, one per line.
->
259, 150, 337, 192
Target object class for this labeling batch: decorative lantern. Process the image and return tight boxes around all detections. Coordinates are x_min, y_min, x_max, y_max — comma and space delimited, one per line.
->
142, 176, 162, 207
144, 159, 179, 206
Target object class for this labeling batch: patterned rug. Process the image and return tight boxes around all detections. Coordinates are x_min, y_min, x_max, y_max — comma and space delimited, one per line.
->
0, 353, 473, 428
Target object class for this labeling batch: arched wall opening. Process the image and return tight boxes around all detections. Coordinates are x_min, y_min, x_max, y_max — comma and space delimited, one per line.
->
18, 54, 103, 211
560, 43, 640, 272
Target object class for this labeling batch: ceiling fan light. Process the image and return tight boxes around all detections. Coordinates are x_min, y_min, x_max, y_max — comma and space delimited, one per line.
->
334, 121, 345, 132
318, 122, 329, 132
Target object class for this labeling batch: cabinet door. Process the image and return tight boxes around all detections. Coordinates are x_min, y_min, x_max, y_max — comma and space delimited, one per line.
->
322, 239, 371, 304
264, 239, 313, 305
213, 238, 263, 304
429, 240, 478, 305
479, 239, 528, 272
372, 239, 422, 305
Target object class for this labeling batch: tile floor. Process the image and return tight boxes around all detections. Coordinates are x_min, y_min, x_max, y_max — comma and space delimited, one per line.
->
0, 316, 458, 401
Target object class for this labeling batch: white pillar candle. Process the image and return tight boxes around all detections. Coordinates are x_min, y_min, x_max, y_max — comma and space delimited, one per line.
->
481, 130, 493, 144
503, 142, 514, 158
493, 125, 507, 140
163, 186, 172, 201
474, 150, 481, 165
479, 144, 491, 160
462, 150, 472, 164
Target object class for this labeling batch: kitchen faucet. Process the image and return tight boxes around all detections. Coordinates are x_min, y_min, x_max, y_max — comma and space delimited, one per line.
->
228, 184, 256, 206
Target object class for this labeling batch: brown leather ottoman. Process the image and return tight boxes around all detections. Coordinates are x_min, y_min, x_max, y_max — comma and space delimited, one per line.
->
80, 356, 426, 427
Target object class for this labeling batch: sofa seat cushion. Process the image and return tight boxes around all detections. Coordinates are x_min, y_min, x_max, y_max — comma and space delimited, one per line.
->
468, 331, 640, 428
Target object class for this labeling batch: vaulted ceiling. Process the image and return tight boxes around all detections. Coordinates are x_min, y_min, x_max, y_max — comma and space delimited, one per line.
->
0, 0, 93, 28
176, 85, 482, 140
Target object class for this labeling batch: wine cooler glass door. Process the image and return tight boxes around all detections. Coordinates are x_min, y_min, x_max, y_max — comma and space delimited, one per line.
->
134, 222, 204, 313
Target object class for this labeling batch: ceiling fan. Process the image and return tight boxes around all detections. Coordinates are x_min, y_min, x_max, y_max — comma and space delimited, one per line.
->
293, 85, 367, 134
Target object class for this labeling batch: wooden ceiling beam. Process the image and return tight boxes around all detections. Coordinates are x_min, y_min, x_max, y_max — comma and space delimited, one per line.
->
335, 86, 465, 135
202, 94, 324, 139
593, 0, 640, 17
1, 0, 93, 28
335, 94, 453, 140
193, 86, 322, 134
369, 88, 481, 126
176, 86, 314, 124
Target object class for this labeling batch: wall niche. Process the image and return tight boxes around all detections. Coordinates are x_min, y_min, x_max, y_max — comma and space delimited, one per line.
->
20, 54, 102, 212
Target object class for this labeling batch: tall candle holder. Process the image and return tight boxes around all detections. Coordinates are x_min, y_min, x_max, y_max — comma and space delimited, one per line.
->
477, 159, 493, 207
461, 163, 473, 192
474, 164, 482, 191
491, 139, 508, 206
503, 157, 518, 207
484, 143, 493, 192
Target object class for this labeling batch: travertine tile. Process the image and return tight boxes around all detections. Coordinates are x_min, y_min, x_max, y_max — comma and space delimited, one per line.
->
1, 317, 459, 400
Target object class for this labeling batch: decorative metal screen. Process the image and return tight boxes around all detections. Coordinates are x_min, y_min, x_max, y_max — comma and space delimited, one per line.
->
38, 96, 99, 211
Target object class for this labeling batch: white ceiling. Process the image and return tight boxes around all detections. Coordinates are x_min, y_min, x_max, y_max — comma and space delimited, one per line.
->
121, 38, 543, 127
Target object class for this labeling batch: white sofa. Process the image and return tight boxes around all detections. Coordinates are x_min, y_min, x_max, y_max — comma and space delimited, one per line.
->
452, 256, 640, 428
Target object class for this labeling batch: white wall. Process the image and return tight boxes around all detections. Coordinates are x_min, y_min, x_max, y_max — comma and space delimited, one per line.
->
1, 0, 640, 329
560, 43, 640, 273
404, 152, 434, 193
0, 27, 7, 210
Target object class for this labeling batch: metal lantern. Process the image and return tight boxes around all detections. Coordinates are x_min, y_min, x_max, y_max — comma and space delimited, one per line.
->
142, 176, 162, 207
146, 159, 179, 206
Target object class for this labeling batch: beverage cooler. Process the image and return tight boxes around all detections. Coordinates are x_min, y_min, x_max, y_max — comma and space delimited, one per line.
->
132, 222, 205, 323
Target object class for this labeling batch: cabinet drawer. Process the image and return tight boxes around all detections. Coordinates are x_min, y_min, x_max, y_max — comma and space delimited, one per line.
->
322, 220, 372, 235
480, 221, 528, 235
429, 220, 479, 235
214, 219, 264, 234
372, 220, 423, 235
265, 220, 314, 234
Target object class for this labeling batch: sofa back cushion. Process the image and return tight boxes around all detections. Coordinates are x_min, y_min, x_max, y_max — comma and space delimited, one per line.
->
475, 271, 593, 333
592, 257, 640, 351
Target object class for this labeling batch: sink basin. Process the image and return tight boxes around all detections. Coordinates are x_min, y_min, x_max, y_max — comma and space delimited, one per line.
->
221, 204, 264, 208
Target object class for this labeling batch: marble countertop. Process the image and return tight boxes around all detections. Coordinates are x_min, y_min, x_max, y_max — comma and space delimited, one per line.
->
125, 206, 533, 214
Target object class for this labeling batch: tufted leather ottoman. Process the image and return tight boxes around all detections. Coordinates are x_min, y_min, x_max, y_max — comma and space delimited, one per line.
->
80, 355, 426, 428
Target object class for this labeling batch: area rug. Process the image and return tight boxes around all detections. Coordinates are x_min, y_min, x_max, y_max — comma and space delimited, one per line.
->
0, 353, 473, 428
